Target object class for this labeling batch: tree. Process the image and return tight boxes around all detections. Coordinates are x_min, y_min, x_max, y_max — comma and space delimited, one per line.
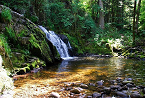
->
99, 0, 104, 29
135, 0, 142, 34
133, 0, 137, 42
133, 0, 142, 42
140, 0, 145, 29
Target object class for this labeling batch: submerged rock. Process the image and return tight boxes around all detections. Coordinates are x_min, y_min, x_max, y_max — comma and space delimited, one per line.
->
130, 93, 142, 98
49, 92, 60, 98
92, 92, 101, 98
97, 80, 104, 86
80, 84, 88, 89
70, 87, 83, 94
116, 91, 128, 97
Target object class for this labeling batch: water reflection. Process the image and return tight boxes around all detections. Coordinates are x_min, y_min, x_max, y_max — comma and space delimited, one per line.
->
14, 57, 145, 87
54, 57, 145, 84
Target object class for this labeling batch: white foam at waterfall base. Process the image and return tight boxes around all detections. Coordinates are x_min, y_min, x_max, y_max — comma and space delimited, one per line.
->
39, 26, 70, 58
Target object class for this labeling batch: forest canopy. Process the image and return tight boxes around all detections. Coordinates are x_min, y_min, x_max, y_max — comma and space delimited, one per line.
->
0, 0, 144, 55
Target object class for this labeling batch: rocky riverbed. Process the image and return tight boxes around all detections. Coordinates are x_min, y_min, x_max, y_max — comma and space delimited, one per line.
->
13, 57, 145, 98
13, 74, 145, 98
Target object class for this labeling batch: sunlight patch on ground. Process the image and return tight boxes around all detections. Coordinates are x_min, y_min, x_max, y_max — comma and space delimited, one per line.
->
13, 66, 109, 97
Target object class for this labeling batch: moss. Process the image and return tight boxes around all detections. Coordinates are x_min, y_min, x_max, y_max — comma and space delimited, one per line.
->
1, 7, 12, 23
140, 55, 145, 59
0, 5, 61, 75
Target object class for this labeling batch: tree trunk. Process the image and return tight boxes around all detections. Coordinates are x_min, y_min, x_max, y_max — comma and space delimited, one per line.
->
135, 0, 142, 34
133, 0, 137, 43
99, 0, 104, 29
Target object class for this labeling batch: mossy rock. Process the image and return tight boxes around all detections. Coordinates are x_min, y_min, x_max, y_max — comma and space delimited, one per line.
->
13, 56, 46, 74
0, 5, 61, 67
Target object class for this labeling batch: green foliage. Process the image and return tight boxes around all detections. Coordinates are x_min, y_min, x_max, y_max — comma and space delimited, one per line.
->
1, 7, 12, 23
45, 2, 73, 31
140, 0, 145, 29
30, 15, 39, 23
93, 24, 133, 54
4, 27, 16, 43
0, 35, 11, 56
17, 30, 25, 38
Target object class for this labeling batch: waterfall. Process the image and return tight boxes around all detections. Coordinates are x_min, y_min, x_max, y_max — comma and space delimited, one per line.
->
39, 26, 70, 58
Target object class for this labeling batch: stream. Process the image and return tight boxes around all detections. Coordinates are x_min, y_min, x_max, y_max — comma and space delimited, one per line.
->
13, 56, 145, 97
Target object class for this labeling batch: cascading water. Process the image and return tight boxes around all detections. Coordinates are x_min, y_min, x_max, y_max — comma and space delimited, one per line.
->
39, 26, 70, 58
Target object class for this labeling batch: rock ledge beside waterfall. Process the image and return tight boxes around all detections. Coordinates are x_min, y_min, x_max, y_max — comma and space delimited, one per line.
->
0, 5, 61, 75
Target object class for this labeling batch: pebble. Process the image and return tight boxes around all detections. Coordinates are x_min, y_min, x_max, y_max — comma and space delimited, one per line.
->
103, 87, 111, 94
49, 92, 60, 98
97, 80, 104, 86
88, 83, 95, 86
127, 78, 132, 81
92, 92, 101, 98
122, 80, 132, 84
130, 93, 142, 98
70, 87, 83, 94
116, 91, 128, 97
109, 80, 116, 84
110, 85, 120, 90
80, 84, 88, 89
87, 96, 92, 98
126, 83, 134, 88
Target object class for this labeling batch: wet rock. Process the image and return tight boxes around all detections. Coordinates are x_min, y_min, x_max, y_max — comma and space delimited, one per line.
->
49, 92, 60, 98
127, 78, 133, 81
73, 82, 81, 86
117, 83, 123, 87
92, 92, 101, 98
126, 83, 134, 88
138, 85, 145, 89
65, 87, 73, 91
117, 87, 123, 91
130, 93, 142, 98
88, 83, 95, 87
109, 80, 116, 85
97, 80, 104, 86
142, 88, 145, 94
116, 91, 128, 97
87, 96, 92, 98
122, 80, 133, 84
64, 82, 74, 87
70, 87, 83, 94
116, 77, 122, 82
103, 87, 111, 94
80, 84, 88, 89
110, 85, 120, 90
122, 85, 128, 90
31, 68, 40, 73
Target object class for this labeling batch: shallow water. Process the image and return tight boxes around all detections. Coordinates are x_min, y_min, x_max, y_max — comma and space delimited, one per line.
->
14, 56, 145, 88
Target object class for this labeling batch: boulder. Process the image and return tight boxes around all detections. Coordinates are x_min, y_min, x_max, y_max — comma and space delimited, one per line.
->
0, 55, 14, 97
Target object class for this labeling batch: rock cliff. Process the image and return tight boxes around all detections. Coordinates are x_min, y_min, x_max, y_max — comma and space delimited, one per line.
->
0, 5, 61, 74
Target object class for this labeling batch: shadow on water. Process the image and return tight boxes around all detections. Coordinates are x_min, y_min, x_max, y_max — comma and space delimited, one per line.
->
14, 56, 145, 88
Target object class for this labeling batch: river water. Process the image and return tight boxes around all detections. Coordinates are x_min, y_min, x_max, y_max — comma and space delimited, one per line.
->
14, 56, 145, 97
